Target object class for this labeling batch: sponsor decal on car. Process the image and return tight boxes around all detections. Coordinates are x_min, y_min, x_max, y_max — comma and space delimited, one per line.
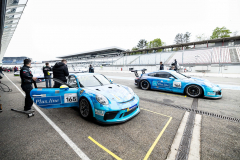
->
157, 81, 170, 87
127, 104, 138, 112
95, 109, 105, 116
173, 82, 181, 88
80, 89, 85, 95
34, 96, 62, 106
64, 93, 78, 103
152, 81, 157, 86
207, 92, 216, 95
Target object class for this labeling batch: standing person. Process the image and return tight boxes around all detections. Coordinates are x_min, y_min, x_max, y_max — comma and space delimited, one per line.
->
0, 66, 4, 75
89, 64, 94, 73
52, 59, 69, 88
174, 59, 178, 70
20, 59, 37, 111
43, 63, 52, 88
160, 62, 164, 70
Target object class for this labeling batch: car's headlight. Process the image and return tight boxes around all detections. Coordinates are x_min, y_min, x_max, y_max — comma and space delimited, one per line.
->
128, 87, 135, 96
204, 82, 213, 87
96, 94, 109, 105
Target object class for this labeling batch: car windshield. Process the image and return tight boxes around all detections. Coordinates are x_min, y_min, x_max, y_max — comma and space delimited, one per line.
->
171, 72, 188, 79
77, 74, 110, 87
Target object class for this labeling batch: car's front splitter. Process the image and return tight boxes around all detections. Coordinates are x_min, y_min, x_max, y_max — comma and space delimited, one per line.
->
95, 109, 140, 124
94, 106, 140, 124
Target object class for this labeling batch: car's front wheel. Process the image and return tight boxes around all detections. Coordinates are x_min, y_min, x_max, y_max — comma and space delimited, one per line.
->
79, 98, 92, 119
140, 80, 150, 90
185, 85, 203, 98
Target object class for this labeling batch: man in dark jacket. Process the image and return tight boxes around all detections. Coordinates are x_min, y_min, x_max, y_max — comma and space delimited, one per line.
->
160, 62, 164, 70
20, 59, 37, 111
43, 62, 52, 88
174, 59, 178, 69
89, 65, 94, 73
0, 66, 4, 75
52, 59, 69, 88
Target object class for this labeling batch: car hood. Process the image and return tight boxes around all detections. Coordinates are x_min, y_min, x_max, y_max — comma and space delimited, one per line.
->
86, 84, 133, 103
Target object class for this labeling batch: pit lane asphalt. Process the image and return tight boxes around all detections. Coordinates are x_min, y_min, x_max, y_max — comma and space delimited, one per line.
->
0, 72, 239, 160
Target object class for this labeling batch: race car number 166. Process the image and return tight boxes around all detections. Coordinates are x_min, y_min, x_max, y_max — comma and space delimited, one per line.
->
64, 93, 78, 103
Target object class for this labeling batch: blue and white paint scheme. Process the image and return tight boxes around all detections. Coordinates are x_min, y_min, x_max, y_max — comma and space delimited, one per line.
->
134, 70, 222, 99
30, 73, 140, 124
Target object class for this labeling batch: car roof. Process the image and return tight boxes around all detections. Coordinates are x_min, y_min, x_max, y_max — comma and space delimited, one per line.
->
148, 70, 176, 74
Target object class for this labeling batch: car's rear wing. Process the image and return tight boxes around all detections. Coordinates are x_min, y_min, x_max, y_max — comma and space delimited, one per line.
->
131, 69, 147, 77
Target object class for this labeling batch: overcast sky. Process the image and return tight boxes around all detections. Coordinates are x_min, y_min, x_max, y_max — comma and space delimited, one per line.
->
5, 0, 240, 61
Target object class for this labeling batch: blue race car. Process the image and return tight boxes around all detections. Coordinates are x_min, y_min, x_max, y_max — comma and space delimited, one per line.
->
30, 73, 140, 124
133, 69, 222, 98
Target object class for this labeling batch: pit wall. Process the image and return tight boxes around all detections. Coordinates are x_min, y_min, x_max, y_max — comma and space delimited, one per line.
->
95, 65, 240, 74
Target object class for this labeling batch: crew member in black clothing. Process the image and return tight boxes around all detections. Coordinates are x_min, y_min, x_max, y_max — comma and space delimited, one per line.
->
43, 63, 52, 88
52, 59, 69, 88
174, 59, 178, 69
89, 64, 94, 73
160, 61, 164, 70
20, 59, 37, 111
0, 66, 4, 75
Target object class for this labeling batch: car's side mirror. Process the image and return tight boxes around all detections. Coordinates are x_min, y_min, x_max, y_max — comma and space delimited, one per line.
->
109, 79, 113, 83
60, 85, 69, 91
169, 77, 175, 80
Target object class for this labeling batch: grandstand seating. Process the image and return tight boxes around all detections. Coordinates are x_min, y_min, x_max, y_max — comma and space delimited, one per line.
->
235, 46, 240, 62
110, 47, 238, 65
2, 57, 27, 64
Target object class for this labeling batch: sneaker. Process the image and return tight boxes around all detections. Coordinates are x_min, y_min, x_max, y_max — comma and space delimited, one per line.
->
24, 109, 35, 112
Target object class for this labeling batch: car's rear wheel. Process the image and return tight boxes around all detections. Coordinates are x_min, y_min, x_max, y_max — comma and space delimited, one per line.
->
140, 80, 150, 90
79, 98, 92, 119
185, 85, 203, 98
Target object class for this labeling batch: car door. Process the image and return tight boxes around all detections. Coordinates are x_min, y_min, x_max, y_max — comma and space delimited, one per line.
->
151, 72, 172, 91
30, 77, 79, 109
169, 75, 183, 93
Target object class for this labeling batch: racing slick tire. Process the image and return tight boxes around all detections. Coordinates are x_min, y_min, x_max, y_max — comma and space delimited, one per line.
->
79, 97, 92, 119
140, 80, 150, 90
185, 85, 203, 98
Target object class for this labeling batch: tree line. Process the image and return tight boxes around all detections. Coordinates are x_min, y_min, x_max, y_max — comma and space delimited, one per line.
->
127, 26, 237, 54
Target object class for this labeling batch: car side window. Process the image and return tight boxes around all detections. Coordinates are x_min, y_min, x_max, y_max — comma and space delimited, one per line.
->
156, 72, 172, 78
148, 73, 156, 77
68, 76, 78, 88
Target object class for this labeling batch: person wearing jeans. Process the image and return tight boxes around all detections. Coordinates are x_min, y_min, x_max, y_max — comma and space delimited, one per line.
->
45, 75, 52, 88
43, 63, 52, 88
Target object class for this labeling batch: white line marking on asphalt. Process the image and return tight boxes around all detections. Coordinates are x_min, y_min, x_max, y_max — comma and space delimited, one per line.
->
188, 114, 202, 160
5, 75, 90, 160
166, 111, 189, 160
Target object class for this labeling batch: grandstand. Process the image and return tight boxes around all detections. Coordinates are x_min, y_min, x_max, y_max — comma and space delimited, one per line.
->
2, 56, 31, 65
44, 36, 240, 73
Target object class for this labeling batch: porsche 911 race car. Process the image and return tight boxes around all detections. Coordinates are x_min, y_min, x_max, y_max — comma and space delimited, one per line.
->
133, 69, 222, 98
30, 73, 140, 124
